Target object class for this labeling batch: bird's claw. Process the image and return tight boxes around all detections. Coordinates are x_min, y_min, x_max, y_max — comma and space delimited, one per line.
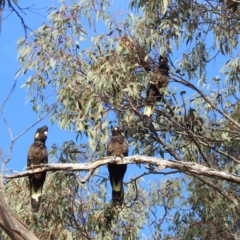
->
30, 164, 34, 171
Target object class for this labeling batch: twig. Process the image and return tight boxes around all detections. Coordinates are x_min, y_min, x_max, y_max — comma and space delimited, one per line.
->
0, 148, 5, 188
2, 104, 56, 164
191, 172, 240, 215
148, 123, 182, 161
125, 169, 180, 185
0, 79, 17, 110
80, 168, 95, 183
14, 104, 56, 142
173, 77, 240, 129
7, 0, 28, 38
126, 175, 138, 208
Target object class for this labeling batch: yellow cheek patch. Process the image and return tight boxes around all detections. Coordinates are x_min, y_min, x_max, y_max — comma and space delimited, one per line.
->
35, 132, 39, 138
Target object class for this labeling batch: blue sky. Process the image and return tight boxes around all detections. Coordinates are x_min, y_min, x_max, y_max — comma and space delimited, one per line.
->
0, 1, 78, 175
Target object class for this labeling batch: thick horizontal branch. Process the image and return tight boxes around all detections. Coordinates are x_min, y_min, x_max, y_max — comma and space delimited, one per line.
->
4, 155, 240, 184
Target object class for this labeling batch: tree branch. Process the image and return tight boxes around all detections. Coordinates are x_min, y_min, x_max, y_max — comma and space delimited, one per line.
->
6, 0, 28, 38
0, 148, 39, 240
191, 172, 240, 215
173, 77, 240, 129
4, 155, 240, 184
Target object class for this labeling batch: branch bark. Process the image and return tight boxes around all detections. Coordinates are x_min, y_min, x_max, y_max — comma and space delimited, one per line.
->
4, 155, 240, 184
0, 148, 39, 240
0, 191, 39, 240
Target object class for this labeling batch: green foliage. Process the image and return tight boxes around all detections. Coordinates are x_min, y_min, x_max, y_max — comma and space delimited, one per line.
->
4, 172, 185, 239
2, 0, 240, 238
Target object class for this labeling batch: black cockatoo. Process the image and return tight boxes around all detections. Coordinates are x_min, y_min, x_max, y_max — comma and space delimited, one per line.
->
185, 108, 203, 133
219, 0, 239, 12
107, 126, 128, 206
27, 126, 48, 212
143, 55, 169, 120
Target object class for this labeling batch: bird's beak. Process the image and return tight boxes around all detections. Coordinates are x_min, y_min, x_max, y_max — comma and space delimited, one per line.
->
44, 131, 48, 136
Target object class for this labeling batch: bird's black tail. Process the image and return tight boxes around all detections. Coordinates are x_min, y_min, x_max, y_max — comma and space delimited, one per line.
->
143, 106, 155, 125
30, 174, 44, 212
112, 184, 124, 206
109, 164, 126, 207
143, 105, 155, 117
143, 83, 162, 124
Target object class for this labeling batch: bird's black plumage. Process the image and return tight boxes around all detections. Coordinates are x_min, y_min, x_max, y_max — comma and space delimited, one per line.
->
107, 127, 128, 206
27, 126, 48, 212
219, 0, 239, 12
143, 55, 170, 121
185, 108, 203, 133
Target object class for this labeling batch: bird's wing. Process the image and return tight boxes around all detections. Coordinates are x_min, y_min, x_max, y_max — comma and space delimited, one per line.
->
44, 148, 48, 164
107, 139, 114, 156
121, 139, 128, 157
147, 83, 160, 102
157, 74, 169, 89
27, 145, 36, 166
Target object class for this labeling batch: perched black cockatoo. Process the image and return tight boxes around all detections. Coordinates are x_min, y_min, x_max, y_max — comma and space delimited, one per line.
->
185, 108, 203, 133
107, 126, 128, 206
27, 126, 48, 212
219, 0, 239, 12
143, 55, 169, 121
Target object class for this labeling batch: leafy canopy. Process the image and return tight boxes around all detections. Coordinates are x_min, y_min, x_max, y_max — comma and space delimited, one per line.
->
2, 0, 240, 239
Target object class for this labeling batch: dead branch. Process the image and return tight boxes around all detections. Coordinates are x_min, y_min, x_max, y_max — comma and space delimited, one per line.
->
4, 155, 240, 185
0, 148, 39, 240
